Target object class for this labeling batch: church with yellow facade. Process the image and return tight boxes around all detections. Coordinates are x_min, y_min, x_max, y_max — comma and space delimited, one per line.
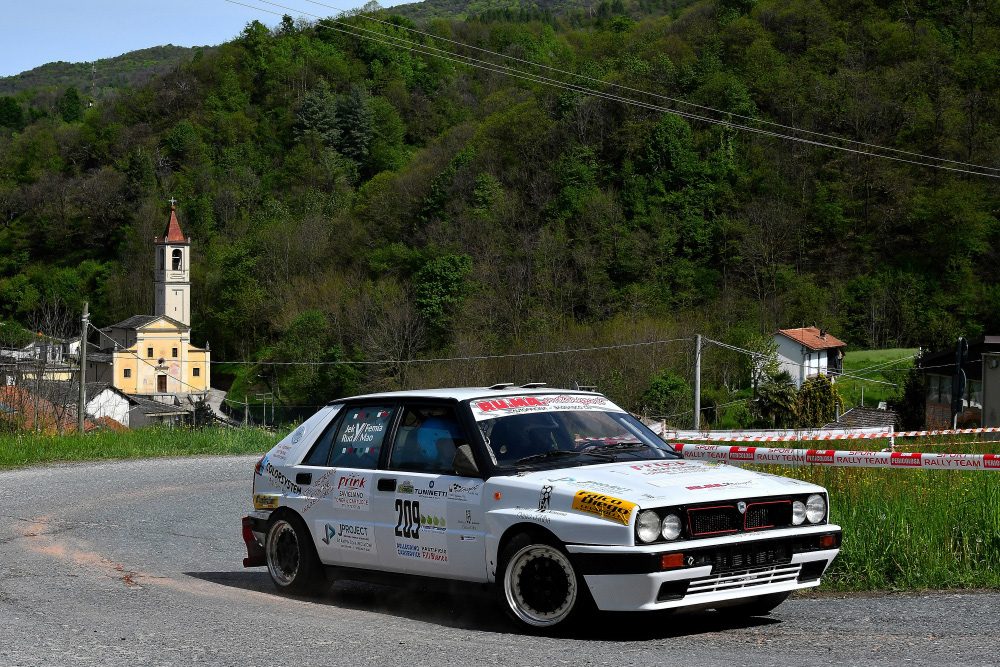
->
86, 206, 211, 402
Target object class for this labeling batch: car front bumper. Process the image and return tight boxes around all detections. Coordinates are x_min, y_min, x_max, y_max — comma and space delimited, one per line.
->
566, 525, 841, 612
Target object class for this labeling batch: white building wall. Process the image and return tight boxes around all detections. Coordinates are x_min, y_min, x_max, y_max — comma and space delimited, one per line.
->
87, 389, 131, 427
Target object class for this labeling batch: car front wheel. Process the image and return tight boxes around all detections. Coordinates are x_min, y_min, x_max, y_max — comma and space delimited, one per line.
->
265, 514, 325, 595
498, 533, 588, 631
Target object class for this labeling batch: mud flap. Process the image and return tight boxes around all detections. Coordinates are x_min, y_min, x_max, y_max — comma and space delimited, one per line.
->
242, 516, 266, 567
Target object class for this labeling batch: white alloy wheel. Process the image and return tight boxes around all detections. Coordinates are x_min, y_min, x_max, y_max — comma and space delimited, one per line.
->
503, 542, 579, 628
266, 518, 301, 587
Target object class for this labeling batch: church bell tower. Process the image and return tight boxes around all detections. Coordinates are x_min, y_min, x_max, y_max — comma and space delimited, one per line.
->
154, 202, 191, 326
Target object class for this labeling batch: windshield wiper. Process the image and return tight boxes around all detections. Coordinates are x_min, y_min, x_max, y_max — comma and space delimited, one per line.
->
513, 449, 614, 465
582, 441, 651, 455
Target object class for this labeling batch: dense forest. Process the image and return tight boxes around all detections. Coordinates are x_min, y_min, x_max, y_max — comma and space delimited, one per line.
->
0, 0, 998, 419
0, 45, 211, 100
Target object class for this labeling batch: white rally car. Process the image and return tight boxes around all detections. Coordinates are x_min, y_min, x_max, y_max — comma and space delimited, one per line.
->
242, 386, 841, 631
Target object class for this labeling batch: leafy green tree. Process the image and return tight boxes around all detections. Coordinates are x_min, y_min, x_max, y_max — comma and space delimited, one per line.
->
336, 84, 374, 162
59, 87, 82, 123
888, 369, 925, 431
796, 375, 844, 427
414, 254, 472, 343
294, 80, 340, 148
642, 369, 691, 417
753, 371, 798, 428
0, 97, 24, 131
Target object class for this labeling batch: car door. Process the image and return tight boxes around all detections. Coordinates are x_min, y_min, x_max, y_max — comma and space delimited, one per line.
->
373, 403, 486, 580
301, 403, 397, 569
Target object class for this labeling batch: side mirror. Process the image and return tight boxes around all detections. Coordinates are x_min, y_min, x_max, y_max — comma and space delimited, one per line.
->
452, 444, 480, 477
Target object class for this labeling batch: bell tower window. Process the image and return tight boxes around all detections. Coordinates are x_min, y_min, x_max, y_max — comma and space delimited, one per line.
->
172, 249, 183, 271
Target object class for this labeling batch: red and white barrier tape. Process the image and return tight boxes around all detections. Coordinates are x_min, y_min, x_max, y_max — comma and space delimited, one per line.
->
674, 444, 1000, 470
655, 426, 1000, 442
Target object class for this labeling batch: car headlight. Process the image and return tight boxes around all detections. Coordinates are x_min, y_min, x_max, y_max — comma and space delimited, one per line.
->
805, 494, 826, 523
792, 500, 806, 525
661, 513, 682, 541
636, 510, 661, 543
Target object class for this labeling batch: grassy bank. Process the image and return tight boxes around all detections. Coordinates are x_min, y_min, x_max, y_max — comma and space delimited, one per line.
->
0, 427, 279, 470
751, 456, 1000, 591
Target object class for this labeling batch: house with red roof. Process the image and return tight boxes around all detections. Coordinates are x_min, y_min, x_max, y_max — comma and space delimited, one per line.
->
771, 326, 846, 389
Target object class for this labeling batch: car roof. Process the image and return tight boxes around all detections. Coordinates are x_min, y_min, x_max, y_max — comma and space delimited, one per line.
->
331, 386, 607, 404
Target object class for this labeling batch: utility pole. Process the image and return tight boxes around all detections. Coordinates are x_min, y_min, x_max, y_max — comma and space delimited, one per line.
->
693, 334, 702, 430
78, 302, 89, 435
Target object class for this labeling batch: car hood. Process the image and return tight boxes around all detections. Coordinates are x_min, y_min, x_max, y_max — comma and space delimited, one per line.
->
518, 458, 824, 506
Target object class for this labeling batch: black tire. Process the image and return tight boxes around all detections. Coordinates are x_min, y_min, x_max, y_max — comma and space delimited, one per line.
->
264, 513, 326, 595
715, 591, 790, 617
496, 532, 591, 632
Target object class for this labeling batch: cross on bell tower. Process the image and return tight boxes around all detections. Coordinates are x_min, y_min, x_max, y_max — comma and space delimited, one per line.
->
154, 201, 191, 325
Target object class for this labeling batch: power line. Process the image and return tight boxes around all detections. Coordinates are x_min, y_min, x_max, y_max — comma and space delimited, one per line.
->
224, 0, 1000, 178
301, 0, 1000, 175
211, 337, 693, 366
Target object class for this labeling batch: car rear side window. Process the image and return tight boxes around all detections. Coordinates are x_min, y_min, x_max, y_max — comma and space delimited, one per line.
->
322, 406, 396, 469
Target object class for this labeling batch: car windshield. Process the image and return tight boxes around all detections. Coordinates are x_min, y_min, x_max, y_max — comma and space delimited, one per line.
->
476, 408, 680, 469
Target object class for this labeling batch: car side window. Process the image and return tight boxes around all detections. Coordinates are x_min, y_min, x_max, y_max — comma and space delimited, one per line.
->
304, 405, 395, 468
388, 406, 468, 474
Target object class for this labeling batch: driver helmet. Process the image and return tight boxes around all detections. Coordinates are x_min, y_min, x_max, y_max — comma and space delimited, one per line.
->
416, 417, 462, 458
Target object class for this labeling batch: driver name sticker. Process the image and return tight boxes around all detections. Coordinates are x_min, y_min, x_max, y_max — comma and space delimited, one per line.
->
571, 491, 636, 525
470, 394, 627, 420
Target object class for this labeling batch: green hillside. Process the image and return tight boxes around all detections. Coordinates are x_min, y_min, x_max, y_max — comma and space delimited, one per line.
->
0, 45, 212, 100
1, 0, 998, 416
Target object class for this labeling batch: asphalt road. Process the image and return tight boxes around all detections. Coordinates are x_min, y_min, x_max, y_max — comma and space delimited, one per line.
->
1, 455, 998, 666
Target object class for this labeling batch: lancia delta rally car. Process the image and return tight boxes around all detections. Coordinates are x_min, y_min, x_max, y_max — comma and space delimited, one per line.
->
243, 386, 841, 631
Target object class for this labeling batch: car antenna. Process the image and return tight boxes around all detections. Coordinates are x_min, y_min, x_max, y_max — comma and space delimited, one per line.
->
488, 382, 515, 390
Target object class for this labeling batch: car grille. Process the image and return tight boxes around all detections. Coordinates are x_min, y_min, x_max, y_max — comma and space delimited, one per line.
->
687, 563, 801, 595
688, 506, 739, 536
686, 499, 794, 538
744, 500, 792, 530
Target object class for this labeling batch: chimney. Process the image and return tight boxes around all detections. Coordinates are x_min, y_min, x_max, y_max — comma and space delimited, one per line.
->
820, 329, 827, 339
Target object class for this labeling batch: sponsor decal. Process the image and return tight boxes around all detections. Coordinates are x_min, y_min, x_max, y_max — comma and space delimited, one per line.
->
261, 460, 302, 495
890, 452, 923, 467
340, 420, 385, 444
396, 542, 421, 558
254, 455, 267, 476
253, 493, 280, 509
470, 394, 625, 420
986, 455, 1000, 469
728, 447, 758, 461
571, 491, 636, 525
548, 477, 632, 495
538, 485, 553, 511
290, 426, 306, 445
328, 522, 375, 553
457, 508, 481, 530
806, 450, 835, 465
397, 481, 415, 494
447, 481, 483, 502
516, 508, 551, 524
623, 461, 698, 476
420, 513, 447, 531
685, 481, 754, 491
420, 546, 448, 563
334, 472, 371, 511
415, 485, 447, 499
302, 468, 338, 513
271, 443, 293, 461
459, 535, 477, 542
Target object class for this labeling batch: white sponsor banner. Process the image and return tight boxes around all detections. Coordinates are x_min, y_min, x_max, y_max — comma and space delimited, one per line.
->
470, 394, 626, 421
675, 444, 1000, 471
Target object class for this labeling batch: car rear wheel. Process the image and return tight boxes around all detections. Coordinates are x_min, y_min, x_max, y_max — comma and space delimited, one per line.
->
715, 591, 790, 617
498, 533, 589, 631
265, 514, 325, 595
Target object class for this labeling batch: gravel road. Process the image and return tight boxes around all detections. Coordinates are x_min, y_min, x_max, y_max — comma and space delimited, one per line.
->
1, 455, 997, 666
